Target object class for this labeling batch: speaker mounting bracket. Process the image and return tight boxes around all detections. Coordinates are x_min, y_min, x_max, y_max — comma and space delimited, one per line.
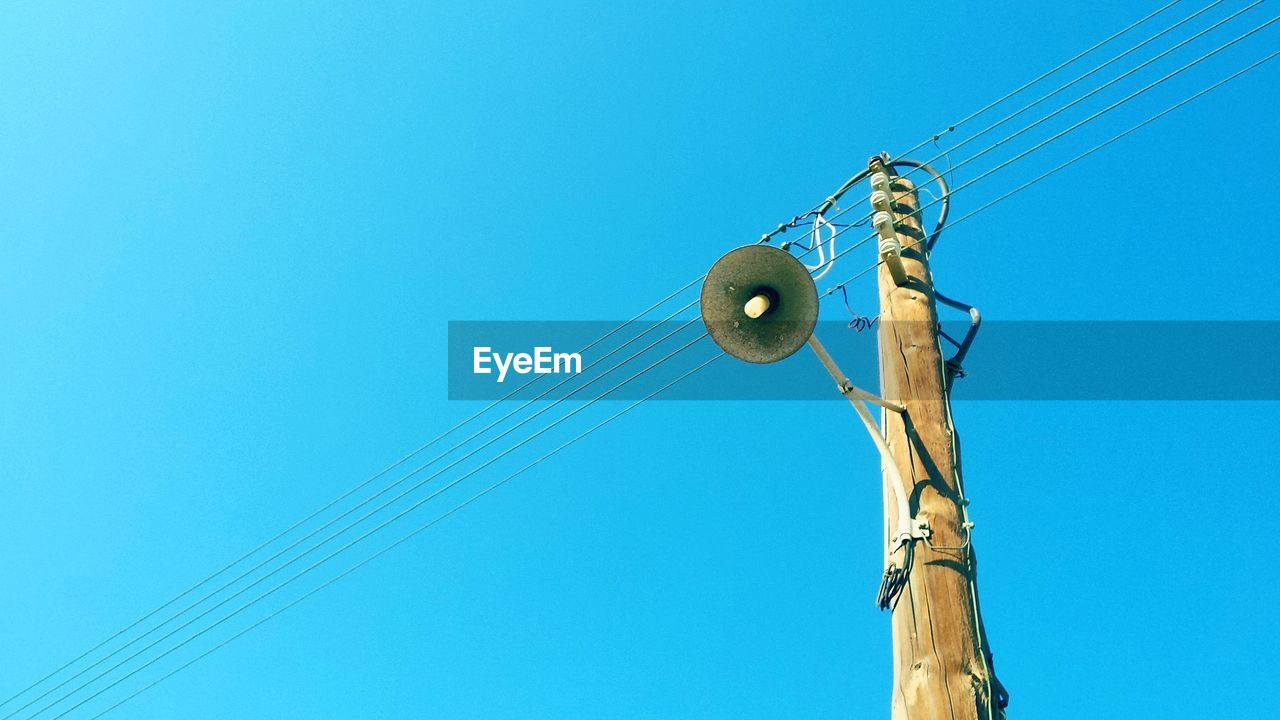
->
806, 333, 922, 552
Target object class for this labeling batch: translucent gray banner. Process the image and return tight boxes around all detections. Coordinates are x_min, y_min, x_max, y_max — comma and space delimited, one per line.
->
447, 321, 1280, 400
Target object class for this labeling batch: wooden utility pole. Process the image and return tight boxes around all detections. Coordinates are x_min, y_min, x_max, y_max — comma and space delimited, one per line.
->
873, 158, 1001, 720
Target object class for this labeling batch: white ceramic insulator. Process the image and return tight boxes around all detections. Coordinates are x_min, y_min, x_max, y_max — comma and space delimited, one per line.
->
873, 211, 896, 237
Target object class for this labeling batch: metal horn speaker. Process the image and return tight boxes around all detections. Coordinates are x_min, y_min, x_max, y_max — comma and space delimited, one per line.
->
699, 244, 819, 364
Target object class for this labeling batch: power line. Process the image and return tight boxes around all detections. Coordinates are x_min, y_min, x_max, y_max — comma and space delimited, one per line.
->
898, 0, 1185, 157
913, 0, 1266, 194
81, 351, 726, 720
823, 45, 1280, 293
16, 321, 707, 720
784, 0, 1265, 255
886, 0, 1230, 206
38, 13, 1277, 714
0, 273, 701, 712
935, 47, 1280, 255
89, 19, 1270, 696
65, 31, 1280, 706
110, 41, 1269, 712
802, 9, 1280, 275
0, 2, 1213, 710
75, 34, 1280, 707
763, 0, 1184, 243
41, 336, 716, 720
5, 301, 704, 719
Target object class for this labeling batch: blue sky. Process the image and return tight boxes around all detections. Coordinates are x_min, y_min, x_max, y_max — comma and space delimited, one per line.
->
2, 1, 1278, 718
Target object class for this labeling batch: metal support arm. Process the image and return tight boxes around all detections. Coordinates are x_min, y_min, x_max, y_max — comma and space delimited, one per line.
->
806, 334, 928, 548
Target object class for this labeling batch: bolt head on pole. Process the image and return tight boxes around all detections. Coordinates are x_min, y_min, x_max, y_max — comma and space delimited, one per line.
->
699, 244, 819, 364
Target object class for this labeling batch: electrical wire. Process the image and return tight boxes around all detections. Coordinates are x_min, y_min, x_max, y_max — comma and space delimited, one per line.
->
776, 0, 1260, 258
823, 45, 1280, 295
126, 15, 1266, 682
801, 9, 1280, 282
945, 47, 1280, 245
901, 0, 1265, 206
0, 273, 701, 712
76, 22, 1261, 698
899, 0, 1185, 156
74, 350, 726, 720
0, 297, 706, 720
67, 36, 1269, 712
20, 324, 708, 720
2, 2, 1227, 711
886, 0, 1231, 208
67, 25, 1187, 686
876, 539, 914, 611
807, 213, 838, 280
42, 338, 711, 717
40, 16, 1279, 714
9, 6, 1192, 704
760, 0, 1182, 246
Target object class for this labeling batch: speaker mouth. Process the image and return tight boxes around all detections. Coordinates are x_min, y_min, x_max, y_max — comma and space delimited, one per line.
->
699, 245, 819, 364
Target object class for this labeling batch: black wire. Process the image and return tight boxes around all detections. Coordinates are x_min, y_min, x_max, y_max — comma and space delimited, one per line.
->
839, 285, 879, 333
887, 158, 950, 250
876, 541, 915, 611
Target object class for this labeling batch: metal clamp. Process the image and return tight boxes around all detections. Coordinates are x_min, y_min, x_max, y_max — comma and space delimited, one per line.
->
912, 517, 932, 540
